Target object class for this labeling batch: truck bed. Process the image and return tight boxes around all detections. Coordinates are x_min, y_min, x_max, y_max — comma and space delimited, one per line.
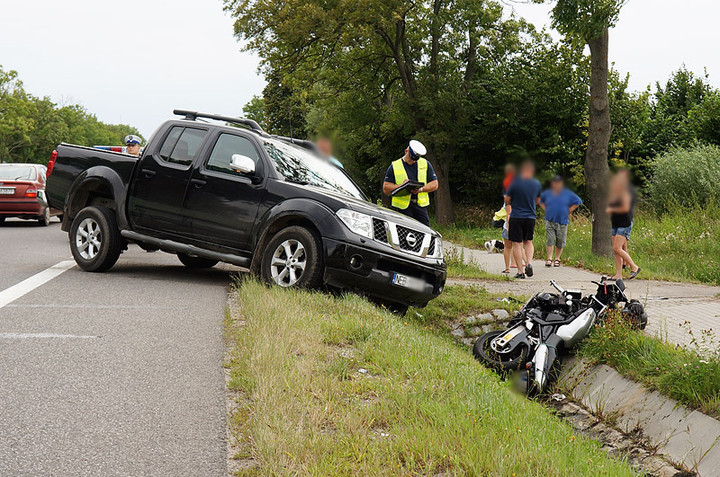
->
46, 143, 138, 212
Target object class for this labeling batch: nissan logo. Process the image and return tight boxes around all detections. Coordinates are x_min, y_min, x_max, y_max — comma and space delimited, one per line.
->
406, 233, 417, 247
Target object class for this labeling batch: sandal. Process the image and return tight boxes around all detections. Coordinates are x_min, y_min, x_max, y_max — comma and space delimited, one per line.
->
629, 268, 641, 280
501, 269, 511, 274
553, 260, 561, 267
545, 260, 552, 267
514, 273, 526, 279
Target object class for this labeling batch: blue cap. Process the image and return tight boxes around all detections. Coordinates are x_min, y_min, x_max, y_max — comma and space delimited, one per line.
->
125, 135, 142, 146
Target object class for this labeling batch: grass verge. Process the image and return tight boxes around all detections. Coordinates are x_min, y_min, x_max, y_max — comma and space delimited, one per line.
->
225, 281, 637, 476
444, 246, 511, 281
578, 313, 720, 418
406, 284, 522, 330
435, 203, 720, 286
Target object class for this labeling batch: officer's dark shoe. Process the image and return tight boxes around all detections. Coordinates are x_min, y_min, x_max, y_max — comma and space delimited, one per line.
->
514, 273, 526, 279
525, 263, 534, 277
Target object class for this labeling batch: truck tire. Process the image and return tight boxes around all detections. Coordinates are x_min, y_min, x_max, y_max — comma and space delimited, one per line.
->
177, 253, 218, 269
260, 226, 323, 289
69, 206, 123, 272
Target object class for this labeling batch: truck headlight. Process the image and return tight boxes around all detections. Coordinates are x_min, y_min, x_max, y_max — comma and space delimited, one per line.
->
435, 237, 444, 259
336, 209, 373, 239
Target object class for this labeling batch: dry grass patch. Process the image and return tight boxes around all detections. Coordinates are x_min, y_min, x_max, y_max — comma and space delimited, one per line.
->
225, 280, 637, 476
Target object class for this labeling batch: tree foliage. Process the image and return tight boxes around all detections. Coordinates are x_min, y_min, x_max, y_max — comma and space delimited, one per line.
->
229, 1, 720, 228
0, 66, 141, 164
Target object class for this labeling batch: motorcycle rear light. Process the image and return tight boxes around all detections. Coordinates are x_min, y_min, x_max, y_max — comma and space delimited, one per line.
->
25, 189, 38, 198
47, 150, 57, 177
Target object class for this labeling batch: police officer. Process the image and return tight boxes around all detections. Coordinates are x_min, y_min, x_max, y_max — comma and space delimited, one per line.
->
124, 135, 142, 157
382, 140, 439, 226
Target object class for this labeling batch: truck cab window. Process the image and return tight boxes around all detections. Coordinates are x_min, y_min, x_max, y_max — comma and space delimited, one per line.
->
206, 134, 260, 175
158, 126, 207, 166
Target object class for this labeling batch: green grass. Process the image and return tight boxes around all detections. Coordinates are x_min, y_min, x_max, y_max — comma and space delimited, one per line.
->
435, 203, 720, 285
406, 284, 522, 330
444, 245, 511, 281
225, 281, 637, 476
579, 313, 720, 418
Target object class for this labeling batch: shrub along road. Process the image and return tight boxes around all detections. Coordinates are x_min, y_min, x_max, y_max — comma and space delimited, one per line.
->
0, 220, 233, 475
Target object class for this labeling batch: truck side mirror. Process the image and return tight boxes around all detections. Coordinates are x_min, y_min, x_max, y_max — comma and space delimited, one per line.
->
230, 154, 256, 175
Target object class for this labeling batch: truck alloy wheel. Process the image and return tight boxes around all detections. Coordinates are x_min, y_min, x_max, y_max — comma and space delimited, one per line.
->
69, 206, 123, 272
76, 218, 102, 259
270, 239, 306, 287
261, 226, 323, 290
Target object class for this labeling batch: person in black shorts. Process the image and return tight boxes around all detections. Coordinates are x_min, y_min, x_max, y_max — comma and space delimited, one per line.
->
504, 161, 542, 279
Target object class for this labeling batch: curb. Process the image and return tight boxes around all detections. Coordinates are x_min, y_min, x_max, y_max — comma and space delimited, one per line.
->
559, 357, 720, 476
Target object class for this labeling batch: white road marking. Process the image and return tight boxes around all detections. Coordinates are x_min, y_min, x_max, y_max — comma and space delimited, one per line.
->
0, 261, 75, 308
6, 304, 181, 310
0, 333, 100, 339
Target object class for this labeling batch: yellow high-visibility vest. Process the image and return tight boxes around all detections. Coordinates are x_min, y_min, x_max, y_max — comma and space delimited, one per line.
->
392, 158, 430, 209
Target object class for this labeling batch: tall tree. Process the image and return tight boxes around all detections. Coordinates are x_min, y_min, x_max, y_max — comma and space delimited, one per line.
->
536, 0, 626, 256
225, 0, 521, 225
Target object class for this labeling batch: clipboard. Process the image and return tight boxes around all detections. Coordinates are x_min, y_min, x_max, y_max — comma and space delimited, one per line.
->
391, 181, 424, 197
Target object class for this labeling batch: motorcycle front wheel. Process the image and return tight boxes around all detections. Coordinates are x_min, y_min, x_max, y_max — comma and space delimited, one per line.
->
473, 330, 529, 373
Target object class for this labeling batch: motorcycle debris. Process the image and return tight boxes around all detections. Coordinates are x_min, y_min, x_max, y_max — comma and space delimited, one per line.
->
552, 393, 566, 402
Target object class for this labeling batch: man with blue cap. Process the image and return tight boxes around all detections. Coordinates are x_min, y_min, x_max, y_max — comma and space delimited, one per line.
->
124, 135, 142, 157
382, 140, 439, 226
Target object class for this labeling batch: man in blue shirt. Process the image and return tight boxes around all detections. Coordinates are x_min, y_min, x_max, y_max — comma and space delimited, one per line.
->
540, 176, 583, 267
505, 161, 542, 279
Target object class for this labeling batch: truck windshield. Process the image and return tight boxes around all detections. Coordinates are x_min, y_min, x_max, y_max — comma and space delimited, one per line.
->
0, 165, 36, 181
263, 140, 366, 200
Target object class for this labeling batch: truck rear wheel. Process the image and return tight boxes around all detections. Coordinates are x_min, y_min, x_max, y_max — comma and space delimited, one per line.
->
177, 253, 218, 269
260, 226, 323, 289
69, 206, 123, 272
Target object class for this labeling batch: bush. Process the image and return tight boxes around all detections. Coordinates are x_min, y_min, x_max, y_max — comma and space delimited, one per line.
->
649, 143, 720, 210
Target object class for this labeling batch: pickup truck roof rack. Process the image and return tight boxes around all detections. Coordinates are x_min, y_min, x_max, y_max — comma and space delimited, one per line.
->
173, 109, 265, 134
271, 135, 319, 153
173, 109, 319, 154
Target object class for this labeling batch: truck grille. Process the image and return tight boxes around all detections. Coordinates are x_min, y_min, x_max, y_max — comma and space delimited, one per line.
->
373, 218, 388, 243
370, 218, 441, 259
396, 225, 424, 253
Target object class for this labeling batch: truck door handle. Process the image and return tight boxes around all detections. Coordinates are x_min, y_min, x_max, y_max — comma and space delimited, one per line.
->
190, 179, 206, 188
141, 169, 156, 178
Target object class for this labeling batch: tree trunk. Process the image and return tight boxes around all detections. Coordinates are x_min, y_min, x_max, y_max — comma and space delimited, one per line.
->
585, 28, 613, 257
426, 149, 454, 226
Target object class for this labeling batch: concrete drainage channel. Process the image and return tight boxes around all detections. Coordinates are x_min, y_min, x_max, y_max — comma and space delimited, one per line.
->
450, 313, 719, 476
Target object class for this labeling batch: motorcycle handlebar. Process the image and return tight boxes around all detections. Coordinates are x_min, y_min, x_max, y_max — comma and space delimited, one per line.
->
550, 280, 565, 294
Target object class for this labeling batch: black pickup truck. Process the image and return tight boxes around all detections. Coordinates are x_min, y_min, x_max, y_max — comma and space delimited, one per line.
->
46, 110, 446, 310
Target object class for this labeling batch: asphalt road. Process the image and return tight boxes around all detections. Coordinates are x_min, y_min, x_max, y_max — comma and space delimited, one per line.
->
0, 218, 239, 476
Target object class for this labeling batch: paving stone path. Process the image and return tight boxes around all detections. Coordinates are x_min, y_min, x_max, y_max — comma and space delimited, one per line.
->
448, 243, 720, 349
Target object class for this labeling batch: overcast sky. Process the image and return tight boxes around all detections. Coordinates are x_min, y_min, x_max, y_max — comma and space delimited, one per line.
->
0, 0, 718, 137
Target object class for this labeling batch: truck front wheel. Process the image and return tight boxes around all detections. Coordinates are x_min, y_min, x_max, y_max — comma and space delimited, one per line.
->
260, 226, 323, 289
69, 206, 123, 272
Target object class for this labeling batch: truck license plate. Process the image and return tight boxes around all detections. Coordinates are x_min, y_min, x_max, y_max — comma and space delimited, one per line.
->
0, 188, 15, 195
392, 273, 425, 292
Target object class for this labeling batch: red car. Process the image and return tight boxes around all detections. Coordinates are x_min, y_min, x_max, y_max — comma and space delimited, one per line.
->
0, 163, 61, 226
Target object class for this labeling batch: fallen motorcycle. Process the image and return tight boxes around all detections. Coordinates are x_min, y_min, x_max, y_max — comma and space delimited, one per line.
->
473, 278, 647, 395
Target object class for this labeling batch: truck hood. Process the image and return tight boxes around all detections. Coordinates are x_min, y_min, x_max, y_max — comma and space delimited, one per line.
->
300, 184, 438, 236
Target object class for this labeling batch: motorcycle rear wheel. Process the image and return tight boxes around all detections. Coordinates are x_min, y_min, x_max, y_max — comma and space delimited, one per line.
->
473, 330, 529, 373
